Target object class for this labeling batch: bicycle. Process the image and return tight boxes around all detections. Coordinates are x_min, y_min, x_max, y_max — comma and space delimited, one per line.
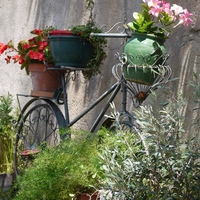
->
14, 33, 171, 176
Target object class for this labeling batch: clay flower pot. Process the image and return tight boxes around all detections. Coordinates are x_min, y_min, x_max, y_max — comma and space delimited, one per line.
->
29, 63, 63, 97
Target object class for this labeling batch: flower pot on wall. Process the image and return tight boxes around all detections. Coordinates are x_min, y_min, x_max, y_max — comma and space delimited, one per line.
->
48, 30, 94, 68
123, 32, 166, 85
29, 63, 62, 97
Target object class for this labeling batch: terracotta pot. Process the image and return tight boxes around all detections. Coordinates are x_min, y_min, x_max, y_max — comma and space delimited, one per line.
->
76, 193, 100, 200
29, 63, 63, 97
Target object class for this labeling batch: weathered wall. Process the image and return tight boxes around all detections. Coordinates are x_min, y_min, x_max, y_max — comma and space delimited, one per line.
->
163, 0, 200, 137
0, 0, 198, 133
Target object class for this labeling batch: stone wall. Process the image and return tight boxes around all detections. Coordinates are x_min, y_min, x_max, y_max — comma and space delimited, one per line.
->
0, 0, 198, 132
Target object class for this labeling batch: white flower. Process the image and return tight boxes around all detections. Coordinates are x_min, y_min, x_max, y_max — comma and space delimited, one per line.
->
133, 12, 139, 20
171, 4, 184, 16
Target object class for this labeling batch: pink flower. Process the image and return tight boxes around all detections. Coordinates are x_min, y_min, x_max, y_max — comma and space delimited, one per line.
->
149, 6, 163, 17
145, 0, 161, 8
179, 9, 193, 26
161, 1, 171, 14
144, 0, 163, 17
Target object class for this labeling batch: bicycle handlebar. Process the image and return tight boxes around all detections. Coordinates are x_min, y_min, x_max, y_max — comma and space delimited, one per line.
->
90, 32, 131, 38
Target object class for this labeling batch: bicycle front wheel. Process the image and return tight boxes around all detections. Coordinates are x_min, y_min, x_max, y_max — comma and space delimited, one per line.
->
14, 100, 67, 175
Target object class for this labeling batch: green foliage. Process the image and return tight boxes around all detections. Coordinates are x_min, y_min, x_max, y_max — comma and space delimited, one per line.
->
191, 73, 200, 99
13, 131, 104, 200
0, 94, 15, 173
99, 92, 200, 199
189, 73, 200, 142
0, 187, 14, 200
71, 22, 107, 80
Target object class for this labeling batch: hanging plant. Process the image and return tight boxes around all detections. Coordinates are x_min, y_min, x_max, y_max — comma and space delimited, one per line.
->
70, 22, 107, 80
70, 0, 107, 80
48, 0, 107, 80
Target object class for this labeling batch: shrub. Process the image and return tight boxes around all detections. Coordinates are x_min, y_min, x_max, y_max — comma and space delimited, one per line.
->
99, 90, 200, 199
0, 94, 15, 173
13, 131, 104, 200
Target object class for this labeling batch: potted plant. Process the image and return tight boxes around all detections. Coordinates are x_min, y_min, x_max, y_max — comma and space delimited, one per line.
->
48, 0, 107, 80
0, 94, 16, 190
0, 0, 107, 83
0, 27, 63, 97
49, 21, 107, 80
0, 24, 107, 84
123, 0, 193, 85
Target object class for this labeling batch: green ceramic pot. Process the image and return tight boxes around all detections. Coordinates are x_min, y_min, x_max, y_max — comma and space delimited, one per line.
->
49, 30, 94, 68
123, 65, 159, 85
123, 32, 166, 85
124, 32, 166, 66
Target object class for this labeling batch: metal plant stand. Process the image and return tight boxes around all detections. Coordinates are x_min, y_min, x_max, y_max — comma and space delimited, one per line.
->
14, 63, 171, 176
14, 24, 172, 175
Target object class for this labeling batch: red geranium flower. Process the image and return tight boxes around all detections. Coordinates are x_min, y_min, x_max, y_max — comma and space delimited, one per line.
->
19, 57, 26, 64
32, 29, 43, 35
28, 50, 44, 61
5, 55, 11, 64
28, 37, 35, 42
0, 27, 56, 74
38, 41, 48, 51
0, 42, 8, 55
22, 43, 31, 50
12, 54, 21, 63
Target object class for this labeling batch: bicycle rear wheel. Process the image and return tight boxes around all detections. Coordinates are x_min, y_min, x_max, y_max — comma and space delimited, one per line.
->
14, 100, 67, 175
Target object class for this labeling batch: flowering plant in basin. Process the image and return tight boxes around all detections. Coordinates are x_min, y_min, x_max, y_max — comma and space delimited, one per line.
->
0, 27, 56, 74
126, 0, 193, 38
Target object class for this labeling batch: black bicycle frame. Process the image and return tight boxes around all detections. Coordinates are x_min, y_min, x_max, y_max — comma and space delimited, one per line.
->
61, 73, 122, 132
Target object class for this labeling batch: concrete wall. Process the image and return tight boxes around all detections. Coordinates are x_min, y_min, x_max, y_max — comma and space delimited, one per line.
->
0, 0, 198, 133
